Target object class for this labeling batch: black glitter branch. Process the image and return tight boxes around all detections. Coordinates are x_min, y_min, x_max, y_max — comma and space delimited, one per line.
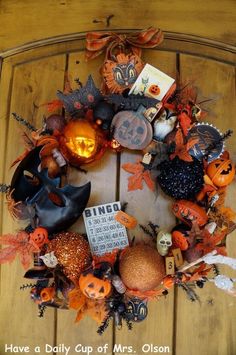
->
12, 112, 37, 132
125, 318, 133, 331
139, 224, 154, 238
204, 129, 233, 159
0, 184, 10, 193
97, 313, 112, 335
20, 283, 36, 291
179, 283, 201, 303
148, 222, 159, 236
212, 264, 220, 277
38, 304, 47, 318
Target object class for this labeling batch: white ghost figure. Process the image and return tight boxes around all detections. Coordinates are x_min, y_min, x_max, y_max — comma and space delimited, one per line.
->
153, 108, 177, 141
40, 251, 58, 268
156, 230, 172, 256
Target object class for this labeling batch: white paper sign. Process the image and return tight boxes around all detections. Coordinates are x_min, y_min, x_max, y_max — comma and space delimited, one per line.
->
83, 201, 129, 256
129, 63, 175, 100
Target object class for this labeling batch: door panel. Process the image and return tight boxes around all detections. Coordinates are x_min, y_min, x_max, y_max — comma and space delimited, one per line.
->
0, 33, 235, 355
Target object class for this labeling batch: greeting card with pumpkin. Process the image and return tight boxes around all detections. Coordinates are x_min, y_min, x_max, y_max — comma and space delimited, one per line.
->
129, 63, 175, 101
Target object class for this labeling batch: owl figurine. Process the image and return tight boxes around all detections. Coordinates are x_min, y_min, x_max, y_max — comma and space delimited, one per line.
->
153, 108, 177, 141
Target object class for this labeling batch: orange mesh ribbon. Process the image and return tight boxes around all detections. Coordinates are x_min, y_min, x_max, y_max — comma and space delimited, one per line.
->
85, 27, 164, 60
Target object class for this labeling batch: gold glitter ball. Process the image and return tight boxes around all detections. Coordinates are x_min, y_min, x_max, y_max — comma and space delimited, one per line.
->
47, 232, 92, 281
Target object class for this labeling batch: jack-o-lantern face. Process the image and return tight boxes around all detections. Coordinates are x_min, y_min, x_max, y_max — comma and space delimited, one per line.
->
148, 84, 160, 96
30, 227, 49, 248
112, 106, 153, 150
207, 158, 235, 187
172, 200, 208, 227
79, 273, 111, 299
60, 119, 106, 166
102, 53, 143, 94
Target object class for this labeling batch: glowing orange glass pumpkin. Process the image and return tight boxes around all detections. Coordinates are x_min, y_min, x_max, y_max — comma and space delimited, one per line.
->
172, 200, 208, 227
79, 272, 111, 299
60, 119, 106, 166
29, 227, 49, 248
207, 158, 235, 187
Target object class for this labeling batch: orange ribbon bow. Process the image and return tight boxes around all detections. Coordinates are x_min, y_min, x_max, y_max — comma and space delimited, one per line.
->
85, 27, 164, 60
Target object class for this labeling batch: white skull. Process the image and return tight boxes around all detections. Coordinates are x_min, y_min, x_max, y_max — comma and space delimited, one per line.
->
157, 230, 172, 256
40, 251, 58, 268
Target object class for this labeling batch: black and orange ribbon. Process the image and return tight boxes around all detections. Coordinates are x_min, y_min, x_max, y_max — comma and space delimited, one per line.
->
85, 27, 164, 60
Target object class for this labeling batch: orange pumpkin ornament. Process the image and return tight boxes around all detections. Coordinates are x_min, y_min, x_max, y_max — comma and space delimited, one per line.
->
148, 84, 160, 96
172, 200, 208, 227
119, 245, 165, 292
79, 272, 111, 300
29, 227, 49, 248
102, 53, 143, 94
207, 158, 235, 187
60, 119, 106, 167
171, 230, 189, 251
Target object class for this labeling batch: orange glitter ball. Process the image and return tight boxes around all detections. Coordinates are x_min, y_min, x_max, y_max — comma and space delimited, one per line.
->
47, 232, 92, 281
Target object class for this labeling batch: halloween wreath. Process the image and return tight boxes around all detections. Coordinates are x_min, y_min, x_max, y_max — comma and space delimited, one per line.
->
1, 27, 236, 333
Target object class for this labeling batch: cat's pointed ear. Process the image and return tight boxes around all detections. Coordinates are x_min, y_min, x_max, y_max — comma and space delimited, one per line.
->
129, 58, 135, 65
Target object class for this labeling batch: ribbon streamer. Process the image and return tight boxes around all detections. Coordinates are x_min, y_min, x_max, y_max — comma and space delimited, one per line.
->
85, 27, 164, 60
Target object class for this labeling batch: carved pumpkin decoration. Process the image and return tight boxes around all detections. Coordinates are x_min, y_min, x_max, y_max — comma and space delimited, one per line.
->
148, 84, 160, 96
102, 53, 143, 94
207, 158, 235, 187
79, 272, 111, 299
172, 200, 208, 227
112, 105, 153, 150
29, 227, 49, 248
60, 119, 106, 166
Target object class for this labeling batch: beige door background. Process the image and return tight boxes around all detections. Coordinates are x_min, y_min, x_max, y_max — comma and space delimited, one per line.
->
0, 1, 235, 355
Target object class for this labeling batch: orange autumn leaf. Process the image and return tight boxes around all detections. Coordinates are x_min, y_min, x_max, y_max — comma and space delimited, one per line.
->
68, 287, 86, 310
0, 231, 39, 269
219, 206, 236, 222
41, 99, 63, 113
178, 112, 192, 136
93, 249, 119, 266
170, 129, 198, 162
195, 229, 227, 255
86, 299, 107, 324
122, 161, 155, 191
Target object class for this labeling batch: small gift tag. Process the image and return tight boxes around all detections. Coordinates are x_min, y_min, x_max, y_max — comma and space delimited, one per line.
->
144, 102, 163, 122
83, 201, 129, 256
165, 256, 175, 275
142, 153, 153, 165
114, 210, 137, 229
172, 248, 184, 268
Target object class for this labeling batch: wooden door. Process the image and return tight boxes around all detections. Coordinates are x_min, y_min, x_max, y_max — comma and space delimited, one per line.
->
0, 31, 235, 355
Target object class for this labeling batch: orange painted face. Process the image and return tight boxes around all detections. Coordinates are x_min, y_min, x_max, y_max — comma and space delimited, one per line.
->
79, 273, 111, 299
172, 200, 208, 227
148, 84, 160, 96
207, 158, 235, 187
30, 227, 49, 248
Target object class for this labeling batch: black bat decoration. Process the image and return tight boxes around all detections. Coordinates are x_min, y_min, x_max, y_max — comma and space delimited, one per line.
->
106, 94, 160, 111
10, 146, 60, 203
28, 171, 91, 235
57, 75, 103, 117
